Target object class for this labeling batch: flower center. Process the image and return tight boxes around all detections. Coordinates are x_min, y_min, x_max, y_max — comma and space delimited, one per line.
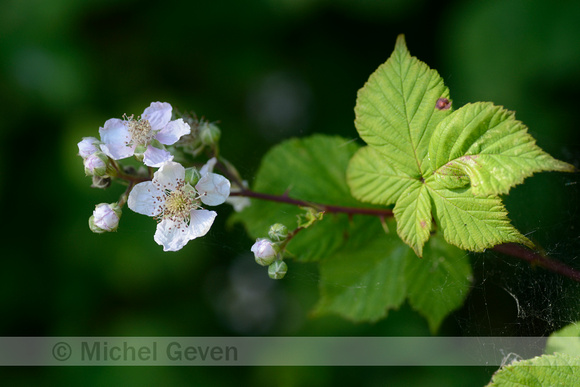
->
158, 182, 198, 225
125, 114, 155, 146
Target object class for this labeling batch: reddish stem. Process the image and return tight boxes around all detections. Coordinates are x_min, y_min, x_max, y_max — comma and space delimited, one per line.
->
492, 243, 580, 282
229, 189, 393, 217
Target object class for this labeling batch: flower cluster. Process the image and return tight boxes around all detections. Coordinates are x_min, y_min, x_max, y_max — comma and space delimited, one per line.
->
77, 101, 235, 251
251, 223, 289, 279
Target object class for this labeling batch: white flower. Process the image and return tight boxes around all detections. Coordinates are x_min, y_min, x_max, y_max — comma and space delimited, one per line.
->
90, 203, 121, 233
77, 137, 100, 158
251, 238, 278, 266
99, 102, 191, 167
128, 161, 225, 251
195, 157, 231, 206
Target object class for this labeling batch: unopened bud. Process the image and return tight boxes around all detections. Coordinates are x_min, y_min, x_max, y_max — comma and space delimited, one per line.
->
268, 223, 288, 241
251, 238, 279, 266
77, 137, 100, 158
84, 152, 108, 176
184, 167, 202, 186
89, 202, 121, 233
200, 122, 221, 146
268, 261, 287, 280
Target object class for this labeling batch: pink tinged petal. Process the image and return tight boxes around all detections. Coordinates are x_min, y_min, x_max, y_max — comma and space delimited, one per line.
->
93, 204, 120, 231
83, 153, 106, 173
99, 118, 134, 159
200, 157, 218, 176
154, 161, 185, 190
196, 173, 231, 206
100, 142, 135, 160
128, 181, 163, 217
143, 145, 173, 167
99, 118, 129, 145
155, 118, 191, 145
251, 238, 276, 259
142, 102, 172, 130
78, 137, 99, 158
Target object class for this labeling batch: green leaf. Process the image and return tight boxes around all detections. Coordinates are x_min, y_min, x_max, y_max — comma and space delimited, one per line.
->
314, 224, 472, 331
487, 353, 580, 387
230, 134, 378, 262
404, 233, 472, 333
430, 102, 575, 196
545, 322, 580, 357
426, 176, 531, 252
393, 181, 432, 257
347, 146, 416, 206
353, 34, 451, 178
312, 220, 409, 322
347, 36, 574, 254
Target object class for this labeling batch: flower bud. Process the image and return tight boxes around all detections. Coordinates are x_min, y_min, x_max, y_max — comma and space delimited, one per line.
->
77, 137, 100, 158
184, 167, 202, 186
268, 261, 287, 280
89, 202, 121, 233
200, 122, 221, 146
251, 238, 279, 266
84, 152, 108, 176
268, 223, 288, 242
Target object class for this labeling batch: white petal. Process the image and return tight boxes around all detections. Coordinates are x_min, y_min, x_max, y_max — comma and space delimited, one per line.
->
155, 119, 191, 145
226, 196, 251, 212
153, 210, 216, 251
199, 157, 218, 176
128, 181, 163, 216
100, 143, 135, 160
188, 209, 217, 239
143, 145, 173, 167
196, 173, 231, 206
142, 102, 172, 130
99, 118, 134, 159
154, 218, 191, 252
153, 161, 185, 190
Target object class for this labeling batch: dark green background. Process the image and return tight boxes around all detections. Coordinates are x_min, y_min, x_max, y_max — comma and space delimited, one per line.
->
1, 0, 579, 385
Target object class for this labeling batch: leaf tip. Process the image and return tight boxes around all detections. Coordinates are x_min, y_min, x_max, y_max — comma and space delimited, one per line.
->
395, 34, 408, 52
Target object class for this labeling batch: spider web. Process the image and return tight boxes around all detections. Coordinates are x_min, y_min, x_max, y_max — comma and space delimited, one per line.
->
454, 173, 580, 337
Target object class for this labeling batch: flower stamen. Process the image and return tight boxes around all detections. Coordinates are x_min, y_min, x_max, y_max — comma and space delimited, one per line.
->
124, 114, 155, 147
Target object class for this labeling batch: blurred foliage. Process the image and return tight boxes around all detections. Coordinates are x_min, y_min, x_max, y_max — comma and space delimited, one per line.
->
1, 0, 578, 385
